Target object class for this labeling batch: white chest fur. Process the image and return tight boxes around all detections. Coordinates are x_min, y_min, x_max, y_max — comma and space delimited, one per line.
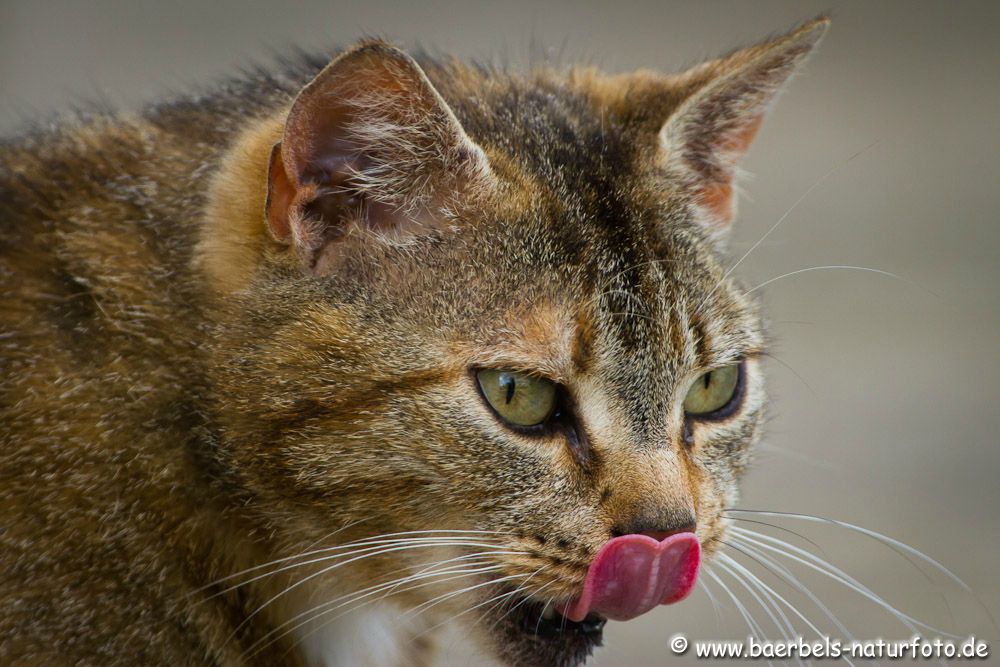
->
295, 601, 421, 667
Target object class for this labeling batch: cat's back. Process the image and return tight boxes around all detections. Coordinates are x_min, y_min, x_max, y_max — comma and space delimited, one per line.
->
0, 56, 327, 360
0, 102, 243, 664
0, 108, 216, 451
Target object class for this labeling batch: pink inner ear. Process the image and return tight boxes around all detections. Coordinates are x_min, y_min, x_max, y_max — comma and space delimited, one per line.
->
697, 180, 734, 224
721, 114, 764, 156
265, 142, 296, 243
694, 114, 764, 225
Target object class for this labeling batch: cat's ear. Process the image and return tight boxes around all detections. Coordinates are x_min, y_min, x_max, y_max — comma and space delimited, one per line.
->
266, 41, 493, 274
656, 18, 828, 242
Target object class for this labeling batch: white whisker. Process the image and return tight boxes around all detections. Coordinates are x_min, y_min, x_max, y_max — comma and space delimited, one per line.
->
217, 536, 511, 598
489, 579, 557, 632
301, 517, 373, 552
699, 141, 880, 311
406, 569, 549, 643
726, 535, 855, 643
742, 265, 901, 297
226, 539, 519, 647
476, 569, 549, 631
246, 562, 507, 660
724, 510, 972, 593
252, 548, 523, 652
718, 554, 796, 640
729, 526, 958, 639
698, 577, 726, 632
402, 572, 531, 620
721, 551, 858, 667
194, 528, 510, 597
715, 556, 800, 665
705, 568, 772, 666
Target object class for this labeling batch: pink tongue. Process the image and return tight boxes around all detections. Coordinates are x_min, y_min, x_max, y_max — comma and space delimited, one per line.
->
559, 532, 700, 622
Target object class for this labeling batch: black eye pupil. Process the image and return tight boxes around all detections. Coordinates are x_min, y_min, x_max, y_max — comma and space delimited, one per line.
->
503, 376, 516, 404
703, 372, 712, 389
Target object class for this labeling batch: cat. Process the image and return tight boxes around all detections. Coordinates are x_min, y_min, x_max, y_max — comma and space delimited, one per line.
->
1, 16, 829, 667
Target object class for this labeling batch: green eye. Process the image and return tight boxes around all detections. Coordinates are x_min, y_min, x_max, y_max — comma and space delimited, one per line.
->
477, 369, 557, 428
683, 364, 741, 417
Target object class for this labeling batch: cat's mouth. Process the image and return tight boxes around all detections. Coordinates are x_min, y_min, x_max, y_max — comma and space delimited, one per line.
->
518, 601, 607, 639
484, 587, 606, 667
481, 532, 701, 665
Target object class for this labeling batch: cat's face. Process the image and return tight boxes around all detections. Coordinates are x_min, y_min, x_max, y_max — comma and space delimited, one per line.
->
202, 20, 825, 667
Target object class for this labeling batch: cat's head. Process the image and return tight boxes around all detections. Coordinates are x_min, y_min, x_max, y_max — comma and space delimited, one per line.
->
200, 18, 827, 666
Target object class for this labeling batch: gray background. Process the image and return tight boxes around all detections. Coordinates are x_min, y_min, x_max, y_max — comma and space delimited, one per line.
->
3, 1, 997, 664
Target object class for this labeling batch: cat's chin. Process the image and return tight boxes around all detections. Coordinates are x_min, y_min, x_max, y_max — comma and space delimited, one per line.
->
482, 586, 606, 667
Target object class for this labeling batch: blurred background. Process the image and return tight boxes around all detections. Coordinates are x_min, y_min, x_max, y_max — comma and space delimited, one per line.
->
3, 1, 997, 664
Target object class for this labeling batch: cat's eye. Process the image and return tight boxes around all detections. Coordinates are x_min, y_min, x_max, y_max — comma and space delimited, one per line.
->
683, 363, 743, 419
476, 369, 557, 428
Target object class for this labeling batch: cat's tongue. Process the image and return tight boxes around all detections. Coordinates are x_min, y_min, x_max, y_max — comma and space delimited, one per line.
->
558, 532, 700, 622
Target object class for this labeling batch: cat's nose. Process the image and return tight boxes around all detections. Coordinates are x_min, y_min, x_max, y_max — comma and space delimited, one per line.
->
611, 514, 697, 541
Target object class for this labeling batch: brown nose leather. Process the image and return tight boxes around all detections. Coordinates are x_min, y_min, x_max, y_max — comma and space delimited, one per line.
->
611, 514, 697, 540
639, 526, 697, 542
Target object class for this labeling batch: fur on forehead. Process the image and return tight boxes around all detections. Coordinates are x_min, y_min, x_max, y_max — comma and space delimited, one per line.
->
450, 300, 582, 382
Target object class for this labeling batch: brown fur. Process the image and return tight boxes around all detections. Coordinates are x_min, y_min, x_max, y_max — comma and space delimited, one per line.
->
1, 18, 827, 667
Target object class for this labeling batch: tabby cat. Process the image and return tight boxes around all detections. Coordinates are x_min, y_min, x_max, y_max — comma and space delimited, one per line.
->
0, 17, 828, 667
